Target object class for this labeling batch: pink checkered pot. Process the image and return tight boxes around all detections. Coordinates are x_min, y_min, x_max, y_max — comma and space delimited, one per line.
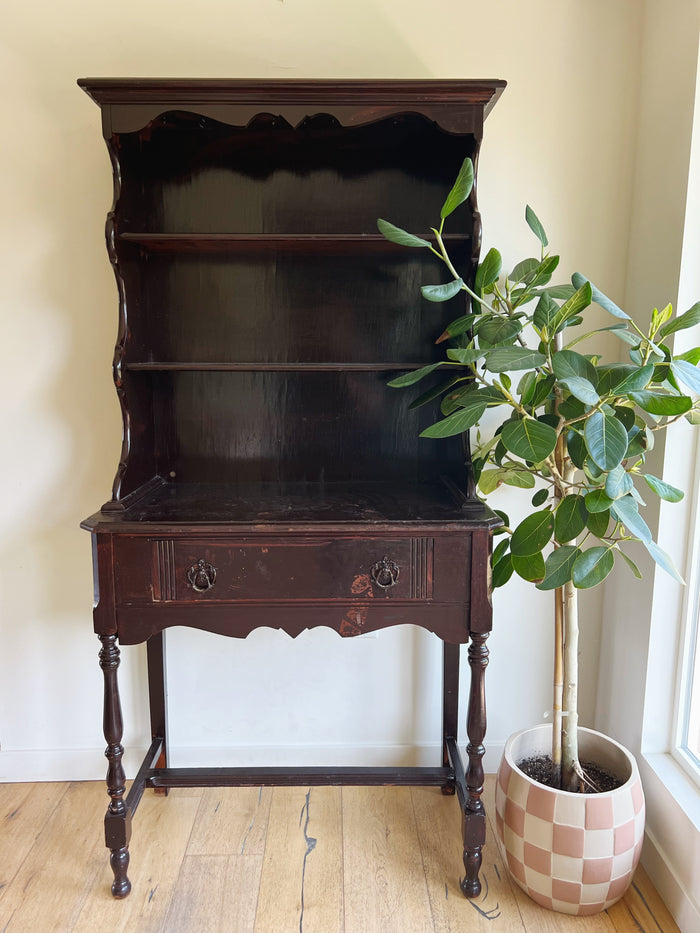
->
495, 724, 645, 916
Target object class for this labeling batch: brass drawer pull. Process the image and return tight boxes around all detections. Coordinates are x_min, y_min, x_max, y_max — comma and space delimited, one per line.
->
370, 556, 400, 588
187, 559, 217, 592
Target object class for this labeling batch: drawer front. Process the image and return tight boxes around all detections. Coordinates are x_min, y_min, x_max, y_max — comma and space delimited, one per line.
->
144, 537, 433, 602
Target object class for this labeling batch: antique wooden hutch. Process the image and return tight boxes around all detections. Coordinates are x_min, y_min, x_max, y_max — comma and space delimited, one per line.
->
79, 77, 505, 899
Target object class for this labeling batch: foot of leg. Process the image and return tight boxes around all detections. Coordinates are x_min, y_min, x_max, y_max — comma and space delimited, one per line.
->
110, 846, 132, 898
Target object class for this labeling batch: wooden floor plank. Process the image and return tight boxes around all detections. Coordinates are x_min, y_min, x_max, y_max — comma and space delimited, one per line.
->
70, 788, 201, 933
0, 782, 68, 903
186, 786, 272, 857
606, 864, 682, 933
0, 782, 106, 933
342, 785, 434, 933
161, 854, 263, 933
254, 785, 343, 933
0, 779, 684, 932
411, 782, 525, 932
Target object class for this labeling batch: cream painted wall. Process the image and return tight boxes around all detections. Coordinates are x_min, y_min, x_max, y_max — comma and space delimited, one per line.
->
1, 0, 642, 782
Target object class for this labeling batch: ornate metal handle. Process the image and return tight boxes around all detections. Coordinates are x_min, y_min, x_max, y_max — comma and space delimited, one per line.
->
370, 556, 400, 589
187, 559, 217, 592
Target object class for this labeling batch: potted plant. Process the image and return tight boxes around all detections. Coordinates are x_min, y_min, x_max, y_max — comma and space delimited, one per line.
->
378, 158, 700, 914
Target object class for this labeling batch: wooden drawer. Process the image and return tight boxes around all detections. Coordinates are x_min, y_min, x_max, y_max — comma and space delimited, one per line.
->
112, 535, 470, 604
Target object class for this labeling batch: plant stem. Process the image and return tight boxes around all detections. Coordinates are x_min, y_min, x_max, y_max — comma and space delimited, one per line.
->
552, 584, 564, 787
561, 534, 581, 792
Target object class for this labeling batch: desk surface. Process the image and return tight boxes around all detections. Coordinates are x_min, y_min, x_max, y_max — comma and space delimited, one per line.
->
82, 479, 501, 533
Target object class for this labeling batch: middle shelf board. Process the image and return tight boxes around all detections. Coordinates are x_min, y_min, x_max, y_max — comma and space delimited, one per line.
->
124, 361, 441, 372
117, 232, 472, 254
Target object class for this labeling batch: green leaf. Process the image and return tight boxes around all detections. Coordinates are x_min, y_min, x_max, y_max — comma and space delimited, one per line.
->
585, 489, 615, 513
517, 371, 537, 405
678, 347, 700, 365
478, 469, 503, 495
572, 273, 629, 320
628, 390, 693, 416
573, 546, 615, 588
500, 418, 559, 462
525, 205, 548, 247
387, 362, 443, 388
419, 402, 487, 438
643, 539, 685, 584
492, 539, 510, 565
474, 316, 522, 346
605, 464, 634, 500
421, 279, 464, 303
670, 359, 700, 396
492, 552, 514, 587
408, 377, 464, 410
510, 510, 554, 556
377, 218, 432, 248
659, 301, 700, 338
559, 376, 600, 406
529, 255, 561, 290
475, 248, 502, 292
512, 551, 546, 583
552, 349, 598, 385
502, 468, 536, 489
587, 509, 610, 537
532, 488, 550, 507
554, 495, 588, 543
610, 495, 652, 542
533, 293, 560, 335
548, 282, 592, 335
567, 430, 587, 469
484, 347, 548, 373
618, 549, 643, 579
440, 158, 474, 219
436, 313, 479, 343
510, 257, 539, 284
584, 410, 629, 471
537, 284, 576, 300
445, 348, 486, 364
530, 374, 557, 407
643, 474, 684, 502
537, 545, 581, 590
597, 363, 654, 396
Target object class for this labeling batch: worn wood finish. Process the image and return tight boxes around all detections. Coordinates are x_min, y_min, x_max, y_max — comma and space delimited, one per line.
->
0, 780, 682, 933
79, 79, 505, 900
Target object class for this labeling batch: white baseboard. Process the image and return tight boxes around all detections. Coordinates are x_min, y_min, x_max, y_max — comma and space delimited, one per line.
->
0, 741, 504, 783
641, 824, 700, 933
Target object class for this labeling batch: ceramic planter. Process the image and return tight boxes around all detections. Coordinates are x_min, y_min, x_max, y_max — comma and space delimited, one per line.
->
495, 724, 645, 916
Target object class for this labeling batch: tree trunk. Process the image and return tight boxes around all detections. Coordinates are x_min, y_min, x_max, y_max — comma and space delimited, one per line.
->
561, 576, 580, 792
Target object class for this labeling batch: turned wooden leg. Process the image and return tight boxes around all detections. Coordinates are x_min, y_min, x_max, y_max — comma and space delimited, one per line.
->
99, 634, 132, 898
460, 630, 489, 898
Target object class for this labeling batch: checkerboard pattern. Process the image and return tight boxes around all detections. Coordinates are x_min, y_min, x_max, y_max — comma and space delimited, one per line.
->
495, 749, 645, 916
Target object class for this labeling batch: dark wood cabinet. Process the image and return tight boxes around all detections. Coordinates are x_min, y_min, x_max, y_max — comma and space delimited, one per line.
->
79, 77, 505, 900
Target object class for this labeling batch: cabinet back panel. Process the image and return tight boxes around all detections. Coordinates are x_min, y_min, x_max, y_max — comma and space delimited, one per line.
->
124, 250, 470, 364
115, 113, 476, 234
147, 371, 465, 485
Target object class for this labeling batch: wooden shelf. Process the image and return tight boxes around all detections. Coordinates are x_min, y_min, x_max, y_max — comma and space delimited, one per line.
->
124, 361, 434, 372
117, 232, 471, 254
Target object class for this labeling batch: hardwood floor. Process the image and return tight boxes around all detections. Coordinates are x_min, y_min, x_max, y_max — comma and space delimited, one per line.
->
0, 776, 680, 932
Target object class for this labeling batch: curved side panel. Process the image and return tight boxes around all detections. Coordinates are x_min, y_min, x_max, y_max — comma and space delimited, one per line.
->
103, 138, 131, 510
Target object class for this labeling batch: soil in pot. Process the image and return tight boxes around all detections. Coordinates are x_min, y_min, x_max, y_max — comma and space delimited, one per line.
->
518, 754, 624, 793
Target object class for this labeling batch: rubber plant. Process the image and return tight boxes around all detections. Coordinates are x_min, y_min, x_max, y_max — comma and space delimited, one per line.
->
378, 158, 700, 792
